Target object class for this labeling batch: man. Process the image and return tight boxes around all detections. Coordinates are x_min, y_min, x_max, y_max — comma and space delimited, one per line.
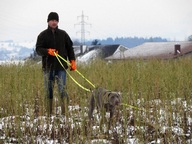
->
36, 12, 76, 116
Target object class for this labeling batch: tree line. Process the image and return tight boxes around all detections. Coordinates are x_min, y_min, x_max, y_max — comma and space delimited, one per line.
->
74, 36, 168, 48
74, 35, 192, 48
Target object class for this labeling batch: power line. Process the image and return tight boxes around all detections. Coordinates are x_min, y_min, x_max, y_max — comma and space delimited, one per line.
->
75, 11, 91, 45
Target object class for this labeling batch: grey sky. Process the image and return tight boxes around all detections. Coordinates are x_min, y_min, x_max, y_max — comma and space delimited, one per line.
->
0, 0, 191, 42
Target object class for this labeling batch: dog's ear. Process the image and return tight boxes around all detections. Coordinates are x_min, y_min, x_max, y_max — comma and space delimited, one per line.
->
117, 92, 122, 101
118, 91, 122, 97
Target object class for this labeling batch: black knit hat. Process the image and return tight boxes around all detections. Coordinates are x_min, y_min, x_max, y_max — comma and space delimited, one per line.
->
47, 12, 59, 22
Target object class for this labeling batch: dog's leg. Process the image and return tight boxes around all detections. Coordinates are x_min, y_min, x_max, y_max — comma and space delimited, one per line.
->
110, 107, 115, 118
99, 107, 107, 132
108, 106, 116, 131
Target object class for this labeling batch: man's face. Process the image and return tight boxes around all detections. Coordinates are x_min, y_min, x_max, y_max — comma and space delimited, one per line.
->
48, 20, 58, 29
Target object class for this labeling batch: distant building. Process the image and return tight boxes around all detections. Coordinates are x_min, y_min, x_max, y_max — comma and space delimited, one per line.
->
106, 41, 192, 60
76, 44, 128, 63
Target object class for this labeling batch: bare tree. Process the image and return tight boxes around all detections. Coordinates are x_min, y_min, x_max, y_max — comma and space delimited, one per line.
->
91, 39, 101, 45
188, 35, 192, 41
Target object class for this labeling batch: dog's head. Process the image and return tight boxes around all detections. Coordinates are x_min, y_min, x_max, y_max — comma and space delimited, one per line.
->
108, 92, 121, 106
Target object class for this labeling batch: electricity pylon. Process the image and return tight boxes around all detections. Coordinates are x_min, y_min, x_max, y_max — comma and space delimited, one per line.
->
75, 11, 91, 45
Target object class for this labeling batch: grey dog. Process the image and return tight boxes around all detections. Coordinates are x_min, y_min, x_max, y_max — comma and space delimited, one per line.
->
88, 87, 121, 120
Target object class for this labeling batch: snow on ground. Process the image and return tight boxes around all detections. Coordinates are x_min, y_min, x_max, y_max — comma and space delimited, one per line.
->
0, 97, 191, 143
0, 60, 25, 65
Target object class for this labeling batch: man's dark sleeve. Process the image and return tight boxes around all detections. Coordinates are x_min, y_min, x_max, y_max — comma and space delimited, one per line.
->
66, 34, 76, 61
36, 33, 48, 56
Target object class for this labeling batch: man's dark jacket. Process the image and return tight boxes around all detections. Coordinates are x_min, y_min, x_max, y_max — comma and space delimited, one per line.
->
36, 26, 75, 71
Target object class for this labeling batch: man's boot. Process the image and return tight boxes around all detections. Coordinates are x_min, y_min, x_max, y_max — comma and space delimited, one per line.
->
61, 97, 69, 116
47, 99, 53, 117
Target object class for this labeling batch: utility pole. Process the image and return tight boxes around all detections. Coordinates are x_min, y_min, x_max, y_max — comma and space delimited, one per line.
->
75, 11, 91, 45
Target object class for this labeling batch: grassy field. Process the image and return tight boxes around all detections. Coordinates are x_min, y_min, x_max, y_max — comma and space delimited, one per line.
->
0, 57, 192, 143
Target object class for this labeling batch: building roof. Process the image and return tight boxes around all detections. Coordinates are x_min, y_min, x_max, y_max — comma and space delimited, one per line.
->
88, 44, 122, 58
77, 44, 128, 63
106, 41, 192, 60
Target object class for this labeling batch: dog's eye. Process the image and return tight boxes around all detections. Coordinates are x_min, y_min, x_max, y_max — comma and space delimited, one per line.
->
111, 96, 115, 99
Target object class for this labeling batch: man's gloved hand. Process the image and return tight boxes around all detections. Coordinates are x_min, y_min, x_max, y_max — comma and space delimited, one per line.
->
48, 48, 58, 56
70, 60, 76, 71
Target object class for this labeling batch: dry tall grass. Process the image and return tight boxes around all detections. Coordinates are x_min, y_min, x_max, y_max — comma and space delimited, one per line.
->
0, 57, 192, 143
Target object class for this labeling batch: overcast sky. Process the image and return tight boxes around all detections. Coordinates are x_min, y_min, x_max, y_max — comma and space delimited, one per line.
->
0, 0, 191, 42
